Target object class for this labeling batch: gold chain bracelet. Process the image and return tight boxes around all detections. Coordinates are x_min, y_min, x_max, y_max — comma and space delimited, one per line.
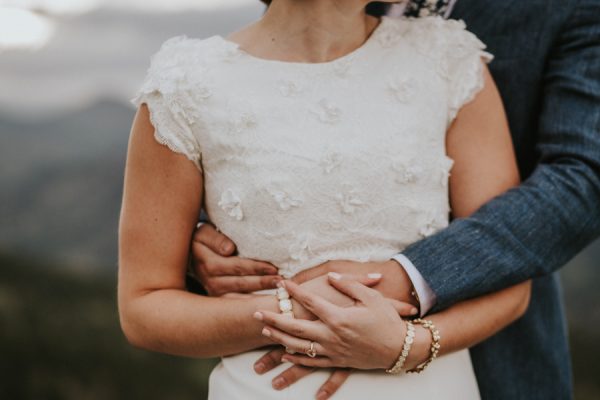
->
385, 320, 416, 374
407, 318, 441, 374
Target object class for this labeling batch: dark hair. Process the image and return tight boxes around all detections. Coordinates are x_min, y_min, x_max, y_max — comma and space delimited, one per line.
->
259, 1, 390, 17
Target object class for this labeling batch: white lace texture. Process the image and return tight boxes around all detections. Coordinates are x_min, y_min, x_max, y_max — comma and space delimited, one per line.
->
130, 16, 492, 278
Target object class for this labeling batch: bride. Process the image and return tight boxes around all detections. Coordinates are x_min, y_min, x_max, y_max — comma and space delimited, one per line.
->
118, 0, 531, 399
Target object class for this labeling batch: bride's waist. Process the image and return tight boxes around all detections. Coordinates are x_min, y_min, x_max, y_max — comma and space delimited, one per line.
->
238, 242, 404, 279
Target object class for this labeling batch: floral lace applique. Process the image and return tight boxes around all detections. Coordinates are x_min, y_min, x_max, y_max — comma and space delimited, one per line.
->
312, 99, 342, 124
419, 212, 446, 237
268, 188, 303, 211
218, 45, 242, 63
392, 159, 424, 184
218, 189, 244, 221
289, 235, 311, 263
277, 79, 303, 97
336, 187, 365, 214
320, 152, 342, 174
438, 157, 455, 187
231, 111, 258, 134
388, 76, 417, 103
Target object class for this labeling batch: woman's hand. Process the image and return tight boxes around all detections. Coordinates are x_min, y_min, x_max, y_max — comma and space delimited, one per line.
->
255, 275, 420, 370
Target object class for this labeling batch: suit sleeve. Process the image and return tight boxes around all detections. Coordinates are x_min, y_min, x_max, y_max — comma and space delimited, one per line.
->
402, 1, 600, 311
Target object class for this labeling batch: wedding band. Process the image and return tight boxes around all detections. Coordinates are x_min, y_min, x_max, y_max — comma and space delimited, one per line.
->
306, 341, 317, 358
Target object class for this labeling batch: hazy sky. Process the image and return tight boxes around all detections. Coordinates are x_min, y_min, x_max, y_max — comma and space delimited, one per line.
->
0, 1, 263, 119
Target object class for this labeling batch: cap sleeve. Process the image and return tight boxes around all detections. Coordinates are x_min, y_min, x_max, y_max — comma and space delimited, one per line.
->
443, 19, 494, 125
130, 36, 203, 171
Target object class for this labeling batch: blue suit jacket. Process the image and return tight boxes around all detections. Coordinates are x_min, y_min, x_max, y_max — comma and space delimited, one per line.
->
402, 1, 600, 398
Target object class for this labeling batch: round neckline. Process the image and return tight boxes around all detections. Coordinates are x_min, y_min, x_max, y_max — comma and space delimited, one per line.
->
213, 16, 392, 67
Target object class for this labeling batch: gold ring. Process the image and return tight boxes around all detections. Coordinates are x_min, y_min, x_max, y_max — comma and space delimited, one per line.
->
306, 341, 317, 358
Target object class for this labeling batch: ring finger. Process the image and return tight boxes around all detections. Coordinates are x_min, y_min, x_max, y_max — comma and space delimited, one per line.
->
262, 326, 328, 357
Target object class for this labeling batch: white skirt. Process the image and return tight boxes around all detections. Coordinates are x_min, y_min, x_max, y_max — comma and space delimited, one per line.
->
208, 348, 480, 399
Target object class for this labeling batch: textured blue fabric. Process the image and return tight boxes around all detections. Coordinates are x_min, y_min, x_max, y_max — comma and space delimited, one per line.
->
401, 1, 600, 398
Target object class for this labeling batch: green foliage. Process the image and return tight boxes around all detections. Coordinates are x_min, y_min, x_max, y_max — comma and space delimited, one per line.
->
0, 254, 218, 400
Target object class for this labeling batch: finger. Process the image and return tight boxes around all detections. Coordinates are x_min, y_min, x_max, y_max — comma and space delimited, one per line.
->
226, 257, 279, 276
209, 275, 282, 295
281, 281, 342, 325
254, 310, 329, 341
291, 261, 331, 284
385, 298, 419, 317
254, 347, 285, 375
200, 253, 279, 277
331, 273, 382, 287
280, 353, 334, 368
221, 292, 256, 299
327, 273, 382, 305
271, 365, 315, 391
193, 222, 236, 256
261, 326, 328, 356
316, 369, 351, 400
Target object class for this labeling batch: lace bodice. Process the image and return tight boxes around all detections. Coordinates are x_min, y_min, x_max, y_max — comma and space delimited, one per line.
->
131, 16, 492, 278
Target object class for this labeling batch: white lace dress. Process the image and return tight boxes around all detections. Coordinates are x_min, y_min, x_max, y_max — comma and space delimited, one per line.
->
131, 15, 492, 400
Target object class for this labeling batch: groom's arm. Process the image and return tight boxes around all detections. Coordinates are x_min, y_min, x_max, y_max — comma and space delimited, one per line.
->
403, 2, 600, 312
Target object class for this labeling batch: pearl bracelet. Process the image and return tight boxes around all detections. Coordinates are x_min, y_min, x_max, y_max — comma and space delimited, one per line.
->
276, 286, 294, 318
385, 320, 416, 374
407, 318, 441, 374
276, 285, 295, 354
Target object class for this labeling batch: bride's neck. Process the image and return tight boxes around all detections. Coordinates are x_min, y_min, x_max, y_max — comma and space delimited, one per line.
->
231, 0, 380, 63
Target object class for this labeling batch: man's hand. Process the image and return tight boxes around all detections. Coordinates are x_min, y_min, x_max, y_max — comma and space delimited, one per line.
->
293, 259, 416, 306
191, 223, 282, 295
254, 347, 352, 400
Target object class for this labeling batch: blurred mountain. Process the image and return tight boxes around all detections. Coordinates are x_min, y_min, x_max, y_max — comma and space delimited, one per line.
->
0, 6, 263, 119
0, 99, 132, 270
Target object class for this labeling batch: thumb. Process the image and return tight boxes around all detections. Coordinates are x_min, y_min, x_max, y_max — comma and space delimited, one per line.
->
327, 272, 380, 304
386, 298, 419, 317
193, 222, 236, 256
337, 273, 383, 287
291, 261, 330, 284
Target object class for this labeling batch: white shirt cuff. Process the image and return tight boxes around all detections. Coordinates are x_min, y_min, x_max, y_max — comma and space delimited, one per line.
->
392, 253, 437, 316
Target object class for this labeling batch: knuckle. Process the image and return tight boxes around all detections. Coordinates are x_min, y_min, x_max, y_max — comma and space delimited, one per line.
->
232, 264, 245, 276
203, 281, 216, 294
328, 315, 344, 330
264, 352, 279, 367
281, 369, 299, 382
261, 276, 276, 289
236, 279, 250, 293
322, 381, 340, 393
291, 326, 305, 337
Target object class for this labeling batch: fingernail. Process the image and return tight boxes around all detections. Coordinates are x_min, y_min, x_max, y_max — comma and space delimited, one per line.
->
368, 273, 382, 279
253, 311, 263, 321
410, 307, 419, 315
328, 272, 342, 280
254, 362, 265, 374
317, 390, 329, 400
261, 328, 271, 337
272, 377, 286, 390
281, 355, 290, 363
221, 243, 232, 253
272, 277, 282, 287
277, 281, 286, 289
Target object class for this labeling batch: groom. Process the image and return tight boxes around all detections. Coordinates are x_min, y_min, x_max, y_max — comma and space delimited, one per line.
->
189, 1, 600, 399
